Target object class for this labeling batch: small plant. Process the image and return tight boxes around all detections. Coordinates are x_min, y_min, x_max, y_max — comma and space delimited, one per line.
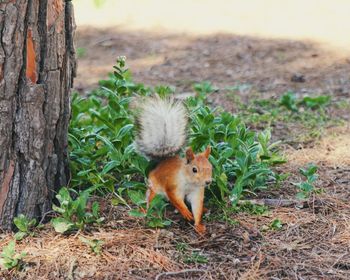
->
175, 242, 208, 264
229, 141, 271, 204
193, 81, 217, 102
269, 218, 283, 230
175, 242, 188, 253
0, 241, 26, 270
51, 187, 104, 233
235, 92, 335, 144
293, 164, 319, 199
79, 236, 104, 255
301, 95, 330, 109
273, 172, 290, 188
258, 129, 286, 165
236, 202, 269, 215
184, 252, 208, 264
280, 92, 331, 112
208, 202, 267, 226
280, 91, 298, 112
128, 190, 172, 228
13, 214, 37, 241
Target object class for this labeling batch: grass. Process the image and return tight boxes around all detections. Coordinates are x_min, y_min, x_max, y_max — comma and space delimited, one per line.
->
225, 89, 342, 144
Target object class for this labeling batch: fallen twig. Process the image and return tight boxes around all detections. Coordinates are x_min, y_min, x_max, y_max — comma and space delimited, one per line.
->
238, 199, 307, 208
39, 210, 56, 225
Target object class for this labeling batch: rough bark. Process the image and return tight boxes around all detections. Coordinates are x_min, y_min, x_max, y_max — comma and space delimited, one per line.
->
0, 0, 76, 230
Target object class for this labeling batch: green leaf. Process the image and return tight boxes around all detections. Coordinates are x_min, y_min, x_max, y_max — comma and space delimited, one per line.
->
14, 231, 27, 241
270, 219, 283, 230
221, 147, 234, 158
91, 201, 100, 218
280, 91, 298, 112
128, 209, 146, 218
102, 160, 120, 174
162, 220, 172, 226
147, 219, 163, 228
116, 124, 134, 139
28, 218, 37, 228
94, 134, 118, 153
77, 169, 94, 177
127, 190, 145, 206
296, 192, 307, 200
301, 95, 330, 109
299, 182, 314, 192
2, 240, 15, 257
56, 187, 71, 204
13, 214, 28, 232
51, 218, 75, 233
52, 204, 66, 215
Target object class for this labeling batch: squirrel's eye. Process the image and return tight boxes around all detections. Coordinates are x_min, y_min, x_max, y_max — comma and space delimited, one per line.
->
192, 167, 198, 173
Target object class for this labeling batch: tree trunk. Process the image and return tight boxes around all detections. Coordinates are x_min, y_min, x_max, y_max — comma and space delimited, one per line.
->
0, 0, 76, 230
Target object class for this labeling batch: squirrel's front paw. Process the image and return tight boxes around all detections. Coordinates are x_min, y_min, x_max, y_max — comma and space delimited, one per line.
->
195, 224, 206, 235
182, 210, 194, 221
184, 211, 193, 221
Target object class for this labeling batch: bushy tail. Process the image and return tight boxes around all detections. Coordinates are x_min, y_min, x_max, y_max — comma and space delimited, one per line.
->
134, 95, 188, 159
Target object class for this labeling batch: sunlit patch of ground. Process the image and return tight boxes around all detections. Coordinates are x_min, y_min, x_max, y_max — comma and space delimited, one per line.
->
74, 0, 350, 53
287, 126, 350, 167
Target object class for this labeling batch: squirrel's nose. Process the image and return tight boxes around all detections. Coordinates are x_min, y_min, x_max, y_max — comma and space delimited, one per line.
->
205, 180, 212, 186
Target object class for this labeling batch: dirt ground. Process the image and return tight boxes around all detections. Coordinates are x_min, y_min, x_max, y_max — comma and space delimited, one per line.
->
1, 25, 350, 279
75, 27, 350, 98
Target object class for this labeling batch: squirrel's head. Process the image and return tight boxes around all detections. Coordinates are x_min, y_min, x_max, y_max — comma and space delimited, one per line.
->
184, 146, 212, 187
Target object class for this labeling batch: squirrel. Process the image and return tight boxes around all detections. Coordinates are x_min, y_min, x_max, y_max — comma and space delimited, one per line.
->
133, 95, 212, 234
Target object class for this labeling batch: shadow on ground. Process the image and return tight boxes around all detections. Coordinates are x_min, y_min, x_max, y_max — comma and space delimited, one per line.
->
75, 26, 350, 102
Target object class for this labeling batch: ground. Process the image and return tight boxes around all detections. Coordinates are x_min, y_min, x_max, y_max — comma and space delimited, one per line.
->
1, 20, 350, 280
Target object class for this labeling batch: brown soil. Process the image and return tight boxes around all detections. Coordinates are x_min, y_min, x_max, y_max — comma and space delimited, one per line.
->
1, 27, 350, 279
75, 27, 350, 99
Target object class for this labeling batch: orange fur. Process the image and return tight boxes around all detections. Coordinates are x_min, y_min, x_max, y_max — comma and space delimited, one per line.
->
147, 146, 212, 235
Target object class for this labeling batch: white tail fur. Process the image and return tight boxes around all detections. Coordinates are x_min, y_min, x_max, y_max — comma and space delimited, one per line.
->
134, 95, 188, 158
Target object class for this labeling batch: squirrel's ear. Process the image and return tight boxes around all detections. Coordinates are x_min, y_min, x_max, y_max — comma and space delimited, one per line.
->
203, 145, 211, 159
185, 147, 195, 163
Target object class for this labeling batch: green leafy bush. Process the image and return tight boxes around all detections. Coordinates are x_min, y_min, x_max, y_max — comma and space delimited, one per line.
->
68, 57, 284, 224
69, 57, 149, 198
187, 102, 284, 203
